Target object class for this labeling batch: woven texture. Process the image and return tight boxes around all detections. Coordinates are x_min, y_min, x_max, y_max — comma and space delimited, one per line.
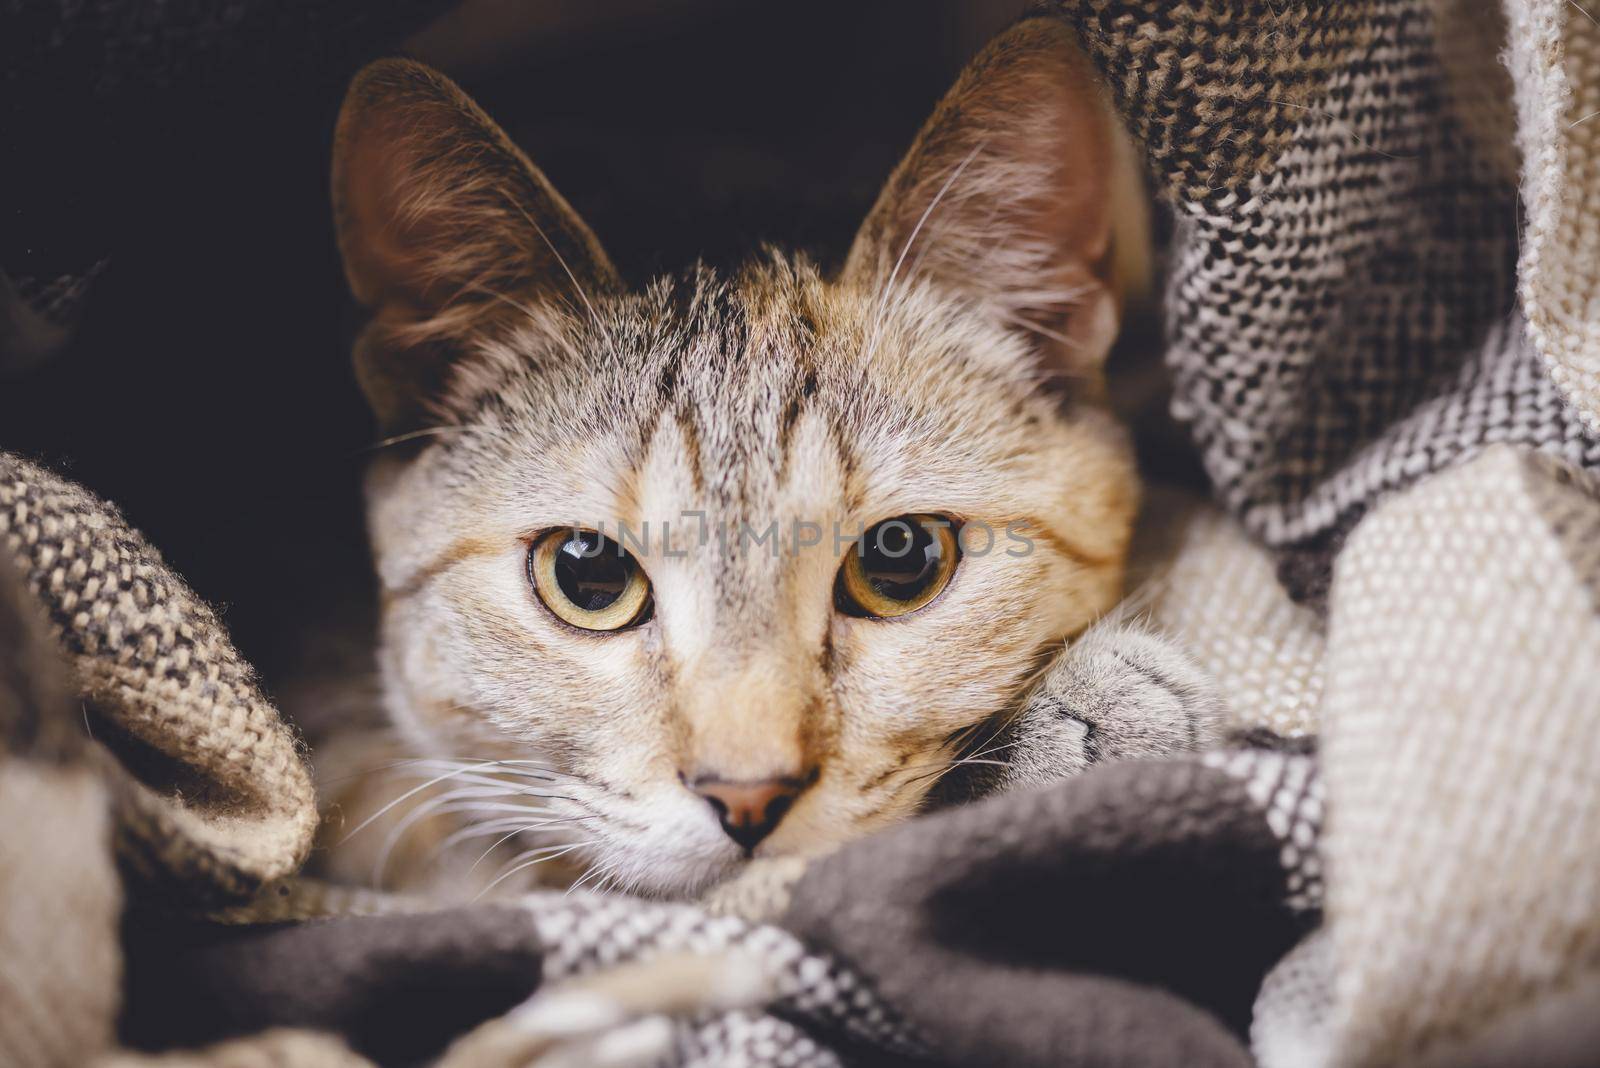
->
1315, 447, 1600, 1066
1136, 498, 1325, 737
0, 453, 317, 899
1512, 0, 1600, 435
1056, 0, 1600, 602
0, 551, 121, 1068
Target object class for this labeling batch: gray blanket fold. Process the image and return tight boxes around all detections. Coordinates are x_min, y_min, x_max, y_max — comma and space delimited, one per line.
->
113, 747, 1319, 1068
779, 753, 1316, 1066
121, 906, 545, 1064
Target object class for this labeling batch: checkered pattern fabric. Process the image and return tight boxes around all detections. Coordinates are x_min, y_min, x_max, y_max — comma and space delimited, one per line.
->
526, 893, 923, 1064
1205, 746, 1324, 914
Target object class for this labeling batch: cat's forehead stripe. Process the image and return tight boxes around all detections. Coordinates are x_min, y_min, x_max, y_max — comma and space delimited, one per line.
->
437, 256, 1063, 548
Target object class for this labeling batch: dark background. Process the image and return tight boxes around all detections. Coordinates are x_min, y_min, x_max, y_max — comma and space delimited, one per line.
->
1, 1, 1031, 694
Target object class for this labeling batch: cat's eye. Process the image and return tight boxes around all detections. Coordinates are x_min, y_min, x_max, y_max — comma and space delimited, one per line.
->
528, 529, 653, 632
837, 514, 961, 619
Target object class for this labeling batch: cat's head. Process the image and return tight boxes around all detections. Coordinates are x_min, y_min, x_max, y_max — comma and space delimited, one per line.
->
332, 18, 1137, 896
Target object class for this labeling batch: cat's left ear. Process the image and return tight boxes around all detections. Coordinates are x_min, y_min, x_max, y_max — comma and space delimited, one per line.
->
332, 58, 620, 430
843, 19, 1124, 382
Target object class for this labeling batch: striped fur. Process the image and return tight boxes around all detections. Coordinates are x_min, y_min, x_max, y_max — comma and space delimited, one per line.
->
334, 20, 1140, 895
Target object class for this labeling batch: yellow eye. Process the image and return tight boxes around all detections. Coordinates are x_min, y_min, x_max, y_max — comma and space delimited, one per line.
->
837, 514, 961, 619
528, 529, 653, 632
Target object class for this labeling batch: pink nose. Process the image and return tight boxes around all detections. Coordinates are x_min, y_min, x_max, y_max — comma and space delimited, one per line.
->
691, 776, 806, 851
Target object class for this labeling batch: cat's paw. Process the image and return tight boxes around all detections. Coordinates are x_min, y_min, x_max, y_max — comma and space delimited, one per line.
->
964, 622, 1226, 796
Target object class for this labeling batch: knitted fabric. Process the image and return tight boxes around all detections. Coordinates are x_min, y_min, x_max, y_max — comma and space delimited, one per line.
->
1316, 447, 1600, 1066
0, 551, 121, 1068
1072, 1, 1600, 1059
1512, 0, 1600, 435
0, 453, 317, 899
1136, 497, 1325, 738
1052, 0, 1600, 602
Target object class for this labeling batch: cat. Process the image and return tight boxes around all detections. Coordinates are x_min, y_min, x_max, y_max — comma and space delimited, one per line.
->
326, 17, 1220, 899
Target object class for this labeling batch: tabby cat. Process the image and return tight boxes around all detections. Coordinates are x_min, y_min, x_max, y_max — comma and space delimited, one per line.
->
329, 18, 1218, 898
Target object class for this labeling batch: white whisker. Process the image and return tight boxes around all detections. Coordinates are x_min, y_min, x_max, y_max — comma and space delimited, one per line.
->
476, 841, 594, 900
361, 424, 492, 455
436, 813, 592, 853
509, 201, 619, 357
338, 760, 508, 845
862, 141, 987, 366
370, 783, 556, 886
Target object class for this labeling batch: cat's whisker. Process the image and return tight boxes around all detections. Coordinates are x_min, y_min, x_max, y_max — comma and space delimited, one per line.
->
436, 813, 594, 853
470, 824, 553, 874
342, 757, 580, 875
508, 200, 619, 357
891, 756, 980, 777
403, 753, 566, 771
465, 816, 593, 875
368, 782, 561, 885
863, 141, 987, 367
591, 860, 628, 897
360, 424, 492, 455
957, 736, 1024, 765
372, 796, 563, 888
475, 840, 595, 901
901, 755, 1012, 777
394, 769, 566, 794
338, 760, 509, 845
590, 859, 627, 897
435, 797, 581, 816
882, 710, 1033, 806
400, 764, 576, 789
897, 756, 1012, 792
403, 745, 572, 775
396, 757, 577, 789
426, 815, 596, 879
960, 685, 1050, 766
565, 855, 621, 897
371, 786, 498, 887
317, 757, 452, 788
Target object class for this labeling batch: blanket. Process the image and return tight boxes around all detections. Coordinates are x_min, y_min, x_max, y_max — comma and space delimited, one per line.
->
6, 0, 1600, 1065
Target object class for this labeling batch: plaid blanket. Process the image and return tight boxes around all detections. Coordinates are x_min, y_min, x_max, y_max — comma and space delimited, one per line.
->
6, 0, 1600, 1065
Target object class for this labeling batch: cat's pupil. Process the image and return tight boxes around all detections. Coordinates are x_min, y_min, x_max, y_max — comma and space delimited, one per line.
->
862, 519, 941, 598
553, 532, 632, 611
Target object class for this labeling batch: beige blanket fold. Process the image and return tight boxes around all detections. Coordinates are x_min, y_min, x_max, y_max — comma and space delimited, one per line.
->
0, 549, 121, 1068
0, 453, 317, 902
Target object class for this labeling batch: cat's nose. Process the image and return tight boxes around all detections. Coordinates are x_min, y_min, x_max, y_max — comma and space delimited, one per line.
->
691, 775, 806, 852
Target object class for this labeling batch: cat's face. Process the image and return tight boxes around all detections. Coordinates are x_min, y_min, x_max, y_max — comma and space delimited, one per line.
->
334, 19, 1136, 896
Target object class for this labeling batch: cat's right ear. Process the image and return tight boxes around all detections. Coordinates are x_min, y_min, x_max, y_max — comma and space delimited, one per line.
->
332, 59, 619, 431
